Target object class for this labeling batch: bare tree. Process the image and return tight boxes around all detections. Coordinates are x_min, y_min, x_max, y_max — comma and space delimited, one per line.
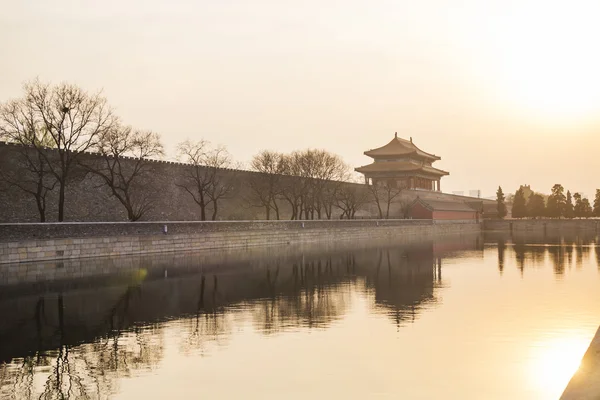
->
279, 154, 307, 220
336, 184, 369, 219
281, 149, 348, 220
368, 181, 405, 219
83, 125, 164, 221
205, 147, 236, 221
0, 104, 57, 221
177, 140, 235, 221
247, 150, 286, 220
0, 79, 115, 221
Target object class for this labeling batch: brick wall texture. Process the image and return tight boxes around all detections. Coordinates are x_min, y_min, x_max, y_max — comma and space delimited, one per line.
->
0, 142, 494, 223
0, 220, 481, 270
484, 219, 600, 232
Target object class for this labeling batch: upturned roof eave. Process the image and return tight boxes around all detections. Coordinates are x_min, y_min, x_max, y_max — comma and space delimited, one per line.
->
354, 164, 450, 176
363, 149, 441, 161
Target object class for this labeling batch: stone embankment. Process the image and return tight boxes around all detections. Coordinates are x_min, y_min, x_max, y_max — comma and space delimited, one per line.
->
0, 219, 480, 266
484, 219, 600, 232
561, 326, 600, 400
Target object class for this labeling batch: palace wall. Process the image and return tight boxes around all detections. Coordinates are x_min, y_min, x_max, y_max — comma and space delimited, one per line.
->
0, 142, 493, 223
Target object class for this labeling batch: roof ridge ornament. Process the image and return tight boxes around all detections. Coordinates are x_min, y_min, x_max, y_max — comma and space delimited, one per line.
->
395, 132, 397, 138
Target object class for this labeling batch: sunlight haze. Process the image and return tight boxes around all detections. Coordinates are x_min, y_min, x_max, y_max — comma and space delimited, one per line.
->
2, 0, 600, 197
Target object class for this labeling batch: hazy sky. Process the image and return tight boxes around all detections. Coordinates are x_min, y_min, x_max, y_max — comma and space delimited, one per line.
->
2, 0, 600, 198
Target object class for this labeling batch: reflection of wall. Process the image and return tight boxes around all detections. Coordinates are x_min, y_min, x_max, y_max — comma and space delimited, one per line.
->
0, 234, 483, 364
0, 234, 485, 399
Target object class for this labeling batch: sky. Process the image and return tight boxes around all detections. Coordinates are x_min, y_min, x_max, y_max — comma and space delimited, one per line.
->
2, 0, 600, 198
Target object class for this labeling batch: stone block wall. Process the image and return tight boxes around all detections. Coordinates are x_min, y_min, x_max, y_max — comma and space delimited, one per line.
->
0, 142, 494, 223
484, 219, 600, 232
0, 220, 482, 269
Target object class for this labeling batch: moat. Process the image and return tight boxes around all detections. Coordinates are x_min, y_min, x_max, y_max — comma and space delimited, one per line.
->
1, 231, 599, 399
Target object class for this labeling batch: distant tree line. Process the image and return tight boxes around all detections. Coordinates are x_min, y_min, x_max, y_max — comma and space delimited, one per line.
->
0, 80, 409, 222
496, 184, 600, 219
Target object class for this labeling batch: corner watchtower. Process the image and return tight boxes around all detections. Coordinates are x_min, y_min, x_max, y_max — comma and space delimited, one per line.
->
355, 132, 449, 191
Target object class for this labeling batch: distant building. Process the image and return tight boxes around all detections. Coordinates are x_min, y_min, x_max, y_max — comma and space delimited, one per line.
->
469, 190, 481, 198
407, 197, 479, 221
355, 133, 449, 191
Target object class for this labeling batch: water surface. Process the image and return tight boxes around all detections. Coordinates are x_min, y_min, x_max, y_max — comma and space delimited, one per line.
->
1, 232, 599, 399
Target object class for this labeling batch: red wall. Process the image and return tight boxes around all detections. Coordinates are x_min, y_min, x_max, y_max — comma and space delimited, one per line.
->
409, 203, 434, 219
432, 210, 477, 220
409, 203, 478, 220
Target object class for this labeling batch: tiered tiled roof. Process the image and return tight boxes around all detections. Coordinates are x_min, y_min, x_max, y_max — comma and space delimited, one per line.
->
364, 134, 440, 161
355, 160, 448, 176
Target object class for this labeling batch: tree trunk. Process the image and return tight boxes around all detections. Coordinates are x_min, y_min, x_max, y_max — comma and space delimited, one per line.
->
199, 195, 206, 221
36, 198, 46, 222
373, 196, 383, 219
271, 197, 280, 220
127, 207, 135, 221
386, 199, 392, 219
265, 205, 271, 220
324, 204, 331, 220
211, 200, 218, 220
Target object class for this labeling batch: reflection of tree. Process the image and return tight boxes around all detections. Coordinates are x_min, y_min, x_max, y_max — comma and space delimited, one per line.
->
180, 275, 232, 356
251, 258, 351, 334
575, 236, 592, 269
564, 238, 574, 269
513, 243, 526, 276
1, 285, 164, 399
530, 245, 546, 265
1, 237, 480, 397
498, 239, 506, 275
547, 245, 565, 276
490, 231, 598, 276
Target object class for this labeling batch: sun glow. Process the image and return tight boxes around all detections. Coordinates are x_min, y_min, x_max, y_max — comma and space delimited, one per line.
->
484, 1, 600, 122
528, 334, 589, 398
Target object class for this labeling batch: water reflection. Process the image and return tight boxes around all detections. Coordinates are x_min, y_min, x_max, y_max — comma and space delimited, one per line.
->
0, 235, 482, 398
1, 231, 599, 399
485, 231, 599, 277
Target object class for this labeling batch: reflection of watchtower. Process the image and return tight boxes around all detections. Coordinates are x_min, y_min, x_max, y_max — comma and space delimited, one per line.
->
355, 133, 449, 191
360, 243, 439, 327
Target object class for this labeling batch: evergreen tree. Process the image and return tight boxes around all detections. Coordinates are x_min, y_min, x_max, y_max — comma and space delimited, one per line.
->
546, 184, 566, 218
594, 189, 600, 217
565, 191, 575, 219
581, 198, 593, 218
573, 193, 581, 217
527, 193, 546, 219
496, 186, 507, 219
573, 193, 592, 218
512, 187, 528, 218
